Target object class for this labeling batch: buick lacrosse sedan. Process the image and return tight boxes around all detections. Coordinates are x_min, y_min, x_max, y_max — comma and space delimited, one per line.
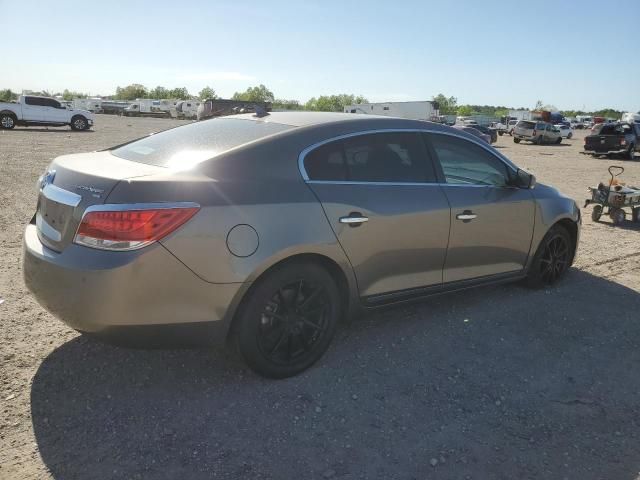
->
23, 112, 580, 378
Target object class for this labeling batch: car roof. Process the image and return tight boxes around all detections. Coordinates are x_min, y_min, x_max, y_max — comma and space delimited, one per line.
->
231, 111, 404, 127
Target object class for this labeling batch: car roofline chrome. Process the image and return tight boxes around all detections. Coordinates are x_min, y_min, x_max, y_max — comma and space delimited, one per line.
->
297, 127, 518, 183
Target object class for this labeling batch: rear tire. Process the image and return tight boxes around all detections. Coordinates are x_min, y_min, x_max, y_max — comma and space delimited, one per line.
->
610, 208, 625, 225
526, 225, 573, 288
556, 137, 562, 144
0, 113, 16, 129
591, 205, 602, 222
513, 137, 521, 144
567, 132, 573, 139
628, 144, 635, 160
632, 207, 640, 223
234, 262, 341, 378
70, 115, 88, 131
498, 131, 504, 136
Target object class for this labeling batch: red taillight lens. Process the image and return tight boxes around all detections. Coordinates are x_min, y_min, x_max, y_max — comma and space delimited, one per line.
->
74, 205, 199, 250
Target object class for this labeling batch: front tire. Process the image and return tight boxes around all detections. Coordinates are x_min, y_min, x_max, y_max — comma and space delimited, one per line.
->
526, 225, 573, 288
513, 137, 521, 144
628, 144, 636, 160
235, 262, 341, 378
591, 205, 602, 222
567, 132, 573, 139
70, 115, 88, 131
0, 113, 16, 129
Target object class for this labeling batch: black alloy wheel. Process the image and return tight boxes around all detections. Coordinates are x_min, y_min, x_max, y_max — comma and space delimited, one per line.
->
537, 233, 570, 284
256, 279, 331, 366
235, 262, 341, 378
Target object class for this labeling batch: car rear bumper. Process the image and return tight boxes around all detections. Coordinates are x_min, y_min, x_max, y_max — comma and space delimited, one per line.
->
582, 148, 627, 155
22, 224, 245, 347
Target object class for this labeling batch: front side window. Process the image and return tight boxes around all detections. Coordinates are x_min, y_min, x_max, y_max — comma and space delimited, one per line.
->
427, 133, 511, 187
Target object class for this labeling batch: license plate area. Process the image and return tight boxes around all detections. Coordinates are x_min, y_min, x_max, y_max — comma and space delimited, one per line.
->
36, 184, 82, 250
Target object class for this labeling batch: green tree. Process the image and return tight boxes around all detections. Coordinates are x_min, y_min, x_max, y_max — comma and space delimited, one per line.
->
456, 105, 473, 116
148, 86, 169, 99
168, 87, 190, 99
115, 84, 148, 100
198, 86, 217, 100
61, 89, 88, 101
273, 99, 303, 110
432, 94, 458, 115
0, 89, 18, 102
305, 94, 367, 112
232, 84, 275, 103
534, 100, 544, 110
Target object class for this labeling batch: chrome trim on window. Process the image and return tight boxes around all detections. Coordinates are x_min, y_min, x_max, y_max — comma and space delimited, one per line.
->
41, 183, 82, 207
297, 127, 517, 184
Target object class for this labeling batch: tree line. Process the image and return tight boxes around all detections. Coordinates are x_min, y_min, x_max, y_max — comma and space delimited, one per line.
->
0, 86, 628, 118
432, 94, 626, 120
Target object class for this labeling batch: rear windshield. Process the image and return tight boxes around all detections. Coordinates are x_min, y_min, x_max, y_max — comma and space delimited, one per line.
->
595, 124, 631, 135
111, 118, 293, 168
517, 121, 535, 129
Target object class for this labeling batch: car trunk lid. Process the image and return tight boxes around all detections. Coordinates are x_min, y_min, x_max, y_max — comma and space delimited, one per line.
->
36, 151, 166, 252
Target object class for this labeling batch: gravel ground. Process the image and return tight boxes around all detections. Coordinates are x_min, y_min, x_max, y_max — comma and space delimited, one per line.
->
1, 116, 640, 480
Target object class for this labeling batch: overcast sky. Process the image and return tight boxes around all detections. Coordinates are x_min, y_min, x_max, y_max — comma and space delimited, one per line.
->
2, 0, 639, 111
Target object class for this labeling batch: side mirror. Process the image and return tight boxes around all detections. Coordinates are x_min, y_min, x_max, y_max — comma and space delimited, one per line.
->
512, 168, 536, 189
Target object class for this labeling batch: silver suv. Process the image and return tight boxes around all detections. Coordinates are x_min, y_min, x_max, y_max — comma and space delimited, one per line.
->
23, 112, 580, 378
513, 120, 562, 144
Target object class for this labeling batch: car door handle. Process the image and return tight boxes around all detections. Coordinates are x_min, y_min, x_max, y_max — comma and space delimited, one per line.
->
456, 211, 477, 221
339, 213, 369, 226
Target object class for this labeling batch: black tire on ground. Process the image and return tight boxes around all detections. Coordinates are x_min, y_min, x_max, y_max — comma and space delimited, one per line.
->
628, 144, 635, 160
70, 115, 88, 131
234, 262, 341, 378
513, 137, 521, 144
525, 224, 573, 288
632, 207, 640, 223
591, 205, 602, 222
0, 113, 16, 129
498, 131, 504, 136
556, 137, 562, 144
567, 132, 573, 139
610, 208, 626, 225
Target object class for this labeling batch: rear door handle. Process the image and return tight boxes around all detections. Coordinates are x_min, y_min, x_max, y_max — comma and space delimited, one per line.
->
339, 213, 369, 226
456, 210, 477, 222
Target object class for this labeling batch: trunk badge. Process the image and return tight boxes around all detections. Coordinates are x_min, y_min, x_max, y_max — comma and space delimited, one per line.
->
75, 185, 105, 198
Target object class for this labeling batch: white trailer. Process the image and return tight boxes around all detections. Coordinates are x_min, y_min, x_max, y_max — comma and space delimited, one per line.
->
508, 109, 532, 121
344, 101, 439, 122
123, 99, 175, 117
173, 100, 200, 119
72, 98, 103, 113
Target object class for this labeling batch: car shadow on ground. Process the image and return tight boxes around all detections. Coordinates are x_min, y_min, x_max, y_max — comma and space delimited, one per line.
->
8, 128, 93, 133
31, 268, 640, 479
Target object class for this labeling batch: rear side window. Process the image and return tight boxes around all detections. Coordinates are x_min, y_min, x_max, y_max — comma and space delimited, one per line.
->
517, 121, 535, 129
111, 118, 293, 167
427, 133, 511, 187
303, 132, 435, 183
304, 142, 347, 181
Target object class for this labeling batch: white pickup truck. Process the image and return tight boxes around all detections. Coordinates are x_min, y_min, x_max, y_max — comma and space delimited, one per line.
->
0, 95, 94, 131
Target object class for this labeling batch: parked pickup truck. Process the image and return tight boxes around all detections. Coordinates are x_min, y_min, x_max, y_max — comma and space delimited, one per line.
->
0, 95, 94, 131
583, 122, 639, 160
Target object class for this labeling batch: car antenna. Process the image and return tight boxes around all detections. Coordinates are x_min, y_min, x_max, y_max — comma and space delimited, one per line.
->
253, 105, 269, 118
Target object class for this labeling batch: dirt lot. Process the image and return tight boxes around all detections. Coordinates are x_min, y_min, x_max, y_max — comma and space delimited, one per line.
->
1, 116, 640, 479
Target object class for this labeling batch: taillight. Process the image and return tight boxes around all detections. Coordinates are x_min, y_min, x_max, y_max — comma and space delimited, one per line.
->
74, 204, 199, 251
